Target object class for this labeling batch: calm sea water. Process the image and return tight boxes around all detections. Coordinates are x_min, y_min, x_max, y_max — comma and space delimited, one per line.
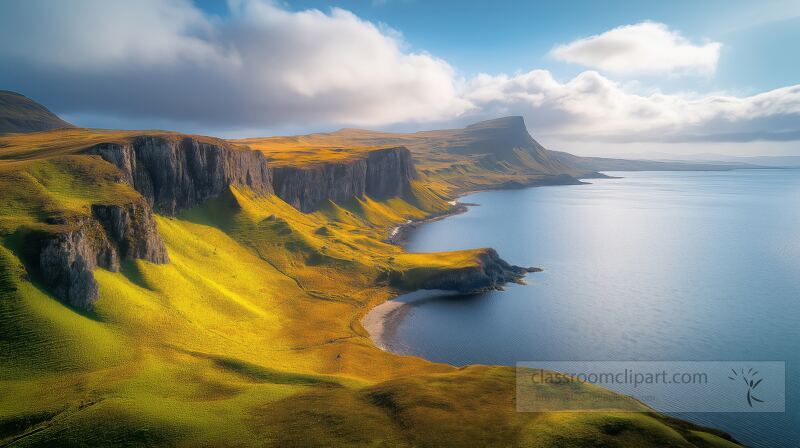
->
386, 169, 800, 448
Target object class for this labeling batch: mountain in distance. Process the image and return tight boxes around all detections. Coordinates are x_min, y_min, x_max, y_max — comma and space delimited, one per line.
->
238, 115, 588, 193
610, 151, 800, 168
0, 90, 74, 134
548, 149, 762, 172
241, 115, 760, 194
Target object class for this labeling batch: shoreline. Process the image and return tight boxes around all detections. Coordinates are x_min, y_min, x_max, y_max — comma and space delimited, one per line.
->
361, 299, 409, 351
362, 289, 461, 351
386, 201, 473, 246
362, 171, 753, 447
386, 173, 598, 247
371, 177, 580, 351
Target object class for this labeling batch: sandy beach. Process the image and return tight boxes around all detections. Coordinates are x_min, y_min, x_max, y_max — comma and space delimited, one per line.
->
362, 299, 411, 350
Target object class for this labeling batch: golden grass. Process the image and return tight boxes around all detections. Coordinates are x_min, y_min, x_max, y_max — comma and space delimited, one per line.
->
0, 130, 742, 447
0, 128, 241, 161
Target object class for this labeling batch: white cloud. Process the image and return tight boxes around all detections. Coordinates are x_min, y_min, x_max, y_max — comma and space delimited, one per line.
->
0, 0, 470, 127
0, 3, 798, 145
461, 70, 800, 142
550, 22, 721, 76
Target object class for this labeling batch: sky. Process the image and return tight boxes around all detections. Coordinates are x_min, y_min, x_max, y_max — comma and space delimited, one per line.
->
1, 0, 799, 157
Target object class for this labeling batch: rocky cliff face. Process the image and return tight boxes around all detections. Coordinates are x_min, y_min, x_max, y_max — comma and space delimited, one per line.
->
39, 134, 272, 309
87, 136, 272, 215
36, 200, 167, 309
271, 146, 416, 212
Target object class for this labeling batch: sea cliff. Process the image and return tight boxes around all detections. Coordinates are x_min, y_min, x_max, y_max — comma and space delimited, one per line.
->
86, 136, 273, 215
271, 146, 416, 212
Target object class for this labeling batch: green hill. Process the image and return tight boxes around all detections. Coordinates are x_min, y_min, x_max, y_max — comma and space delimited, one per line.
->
0, 91, 73, 134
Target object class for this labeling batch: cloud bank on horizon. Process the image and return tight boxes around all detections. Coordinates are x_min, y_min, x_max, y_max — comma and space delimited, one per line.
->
1, 0, 798, 148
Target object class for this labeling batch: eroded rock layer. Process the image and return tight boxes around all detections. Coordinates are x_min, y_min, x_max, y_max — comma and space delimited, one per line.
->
87, 136, 272, 215
271, 146, 416, 212
36, 200, 167, 309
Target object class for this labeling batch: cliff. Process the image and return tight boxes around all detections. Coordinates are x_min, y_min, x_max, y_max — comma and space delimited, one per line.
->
86, 136, 272, 215
271, 146, 416, 212
36, 200, 167, 309
32, 134, 274, 307
389, 249, 540, 294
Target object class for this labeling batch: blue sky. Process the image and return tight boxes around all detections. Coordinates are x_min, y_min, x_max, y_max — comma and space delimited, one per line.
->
1, 0, 799, 156
197, 0, 800, 91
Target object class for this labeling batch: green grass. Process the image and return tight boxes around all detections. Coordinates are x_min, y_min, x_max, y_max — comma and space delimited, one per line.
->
0, 131, 743, 447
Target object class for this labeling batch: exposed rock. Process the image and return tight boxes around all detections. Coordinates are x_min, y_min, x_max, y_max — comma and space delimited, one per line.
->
271, 146, 416, 212
365, 147, 417, 199
36, 199, 167, 309
389, 249, 539, 294
38, 220, 103, 310
91, 203, 168, 264
87, 136, 272, 215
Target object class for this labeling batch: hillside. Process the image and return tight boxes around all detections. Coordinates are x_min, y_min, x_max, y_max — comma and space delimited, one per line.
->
0, 91, 73, 134
237, 117, 589, 199
0, 100, 743, 446
239, 116, 750, 197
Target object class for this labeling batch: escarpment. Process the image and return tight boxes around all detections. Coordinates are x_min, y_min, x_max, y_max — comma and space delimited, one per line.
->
36, 200, 167, 309
271, 146, 416, 212
87, 136, 272, 215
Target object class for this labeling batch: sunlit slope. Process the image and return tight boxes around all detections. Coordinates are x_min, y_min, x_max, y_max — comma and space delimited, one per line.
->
0, 127, 240, 161
1, 193, 740, 447
235, 116, 588, 197
0, 131, 742, 447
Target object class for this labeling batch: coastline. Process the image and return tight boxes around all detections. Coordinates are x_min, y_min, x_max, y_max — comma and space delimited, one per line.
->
387, 201, 473, 246
372, 177, 578, 351
361, 299, 409, 351
363, 171, 755, 447
386, 173, 599, 246
362, 289, 461, 351
369, 199, 476, 351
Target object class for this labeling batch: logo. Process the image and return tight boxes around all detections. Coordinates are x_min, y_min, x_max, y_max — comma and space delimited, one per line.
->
729, 367, 764, 407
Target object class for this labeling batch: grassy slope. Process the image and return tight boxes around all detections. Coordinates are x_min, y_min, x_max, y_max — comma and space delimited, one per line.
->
235, 120, 586, 198
0, 91, 74, 134
0, 131, 740, 447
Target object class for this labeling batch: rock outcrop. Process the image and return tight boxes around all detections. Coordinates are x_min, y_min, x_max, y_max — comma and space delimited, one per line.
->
271, 146, 416, 213
389, 249, 540, 294
87, 136, 272, 215
36, 200, 167, 309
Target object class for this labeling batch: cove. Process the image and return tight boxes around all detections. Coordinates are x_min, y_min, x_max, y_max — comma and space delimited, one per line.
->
368, 169, 800, 448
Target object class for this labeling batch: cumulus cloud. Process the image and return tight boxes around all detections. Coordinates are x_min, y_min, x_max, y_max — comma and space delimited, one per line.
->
0, 2, 798, 145
0, 0, 470, 128
550, 22, 721, 76
462, 70, 800, 142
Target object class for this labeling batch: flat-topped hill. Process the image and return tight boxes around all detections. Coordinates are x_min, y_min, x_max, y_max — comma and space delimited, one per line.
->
232, 117, 588, 195
235, 116, 563, 171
